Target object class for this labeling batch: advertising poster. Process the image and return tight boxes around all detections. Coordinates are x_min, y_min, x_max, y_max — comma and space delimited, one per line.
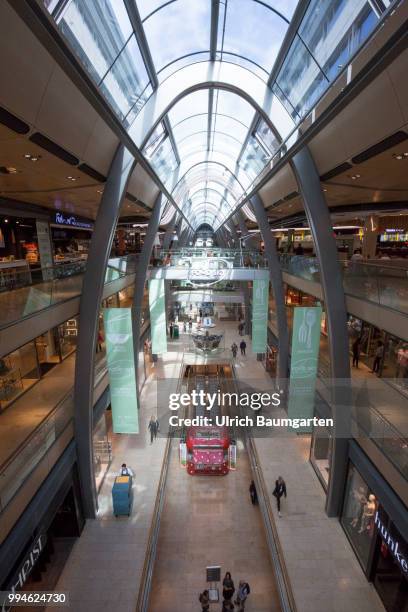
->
252, 278, 269, 353
288, 306, 322, 432
35, 221, 54, 281
179, 441, 187, 467
149, 279, 167, 354
103, 308, 139, 434
228, 443, 237, 470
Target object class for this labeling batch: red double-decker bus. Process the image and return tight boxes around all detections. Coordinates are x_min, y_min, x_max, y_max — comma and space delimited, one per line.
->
186, 425, 229, 475
184, 365, 231, 476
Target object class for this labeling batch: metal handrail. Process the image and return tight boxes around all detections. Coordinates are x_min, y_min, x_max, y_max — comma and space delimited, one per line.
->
230, 365, 297, 612
135, 356, 185, 612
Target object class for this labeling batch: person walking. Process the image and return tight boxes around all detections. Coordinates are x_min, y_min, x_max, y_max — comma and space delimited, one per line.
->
198, 589, 210, 611
148, 416, 156, 444
222, 572, 235, 602
371, 341, 384, 374
234, 581, 250, 610
249, 480, 258, 505
273, 476, 287, 517
352, 337, 361, 368
188, 318, 193, 332
240, 340, 246, 356
154, 416, 159, 439
231, 342, 238, 359
169, 322, 174, 338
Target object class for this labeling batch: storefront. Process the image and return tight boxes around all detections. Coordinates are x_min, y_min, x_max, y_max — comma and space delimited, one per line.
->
0, 215, 53, 289
0, 316, 79, 411
340, 443, 408, 611
309, 394, 333, 489
347, 315, 408, 393
1, 466, 84, 608
51, 212, 93, 265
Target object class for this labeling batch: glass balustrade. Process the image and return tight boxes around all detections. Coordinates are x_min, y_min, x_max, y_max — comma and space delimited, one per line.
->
157, 248, 267, 269
0, 255, 138, 329
279, 255, 408, 315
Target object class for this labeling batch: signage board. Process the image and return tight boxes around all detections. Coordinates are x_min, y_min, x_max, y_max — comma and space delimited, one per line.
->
149, 279, 167, 354
5, 534, 47, 596
287, 306, 322, 432
252, 279, 269, 353
103, 308, 139, 433
53, 212, 93, 230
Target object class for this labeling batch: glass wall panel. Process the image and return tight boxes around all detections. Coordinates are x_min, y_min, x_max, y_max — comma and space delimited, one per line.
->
0, 342, 39, 410
341, 462, 378, 569
299, 0, 378, 82
58, 317, 79, 359
143, 0, 211, 73
220, 0, 288, 73
93, 412, 111, 492
57, 0, 133, 82
100, 35, 150, 121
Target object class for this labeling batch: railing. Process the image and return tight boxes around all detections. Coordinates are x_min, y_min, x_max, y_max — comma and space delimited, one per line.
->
0, 389, 74, 513
279, 254, 408, 315
157, 247, 267, 268
0, 254, 138, 330
135, 357, 185, 611
231, 365, 297, 612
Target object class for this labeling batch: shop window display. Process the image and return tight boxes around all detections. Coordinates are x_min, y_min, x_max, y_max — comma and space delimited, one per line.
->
341, 463, 378, 569
93, 412, 112, 493
310, 397, 332, 489
58, 318, 78, 359
0, 341, 39, 410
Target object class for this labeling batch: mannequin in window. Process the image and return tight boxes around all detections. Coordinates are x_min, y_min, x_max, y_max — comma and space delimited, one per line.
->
359, 494, 376, 533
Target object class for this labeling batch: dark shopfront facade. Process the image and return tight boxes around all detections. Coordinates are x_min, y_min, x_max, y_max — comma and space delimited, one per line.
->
0, 457, 84, 610
340, 442, 408, 612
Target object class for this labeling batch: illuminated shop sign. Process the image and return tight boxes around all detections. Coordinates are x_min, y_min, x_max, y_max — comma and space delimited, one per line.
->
4, 534, 47, 601
374, 511, 408, 574
54, 212, 93, 230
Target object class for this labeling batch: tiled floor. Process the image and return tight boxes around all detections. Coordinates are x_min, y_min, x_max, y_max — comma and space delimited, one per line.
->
230, 325, 385, 612
148, 437, 280, 611
45, 341, 183, 612
40, 319, 386, 612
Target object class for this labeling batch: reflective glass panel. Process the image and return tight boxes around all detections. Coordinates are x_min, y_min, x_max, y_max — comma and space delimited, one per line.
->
172, 114, 208, 143
276, 34, 327, 118
57, 0, 133, 82
211, 115, 248, 143
220, 0, 289, 73
143, 0, 211, 73
169, 91, 209, 126
100, 35, 150, 120
299, 0, 378, 82
213, 90, 254, 128
137, 0, 168, 20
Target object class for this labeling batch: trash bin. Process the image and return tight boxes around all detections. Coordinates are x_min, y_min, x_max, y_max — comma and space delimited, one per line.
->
112, 475, 133, 517
173, 324, 179, 339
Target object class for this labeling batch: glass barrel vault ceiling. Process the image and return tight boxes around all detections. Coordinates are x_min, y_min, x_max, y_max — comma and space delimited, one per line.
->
44, 0, 385, 230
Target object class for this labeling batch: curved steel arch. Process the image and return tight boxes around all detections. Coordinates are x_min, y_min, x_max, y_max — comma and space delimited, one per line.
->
128, 61, 294, 150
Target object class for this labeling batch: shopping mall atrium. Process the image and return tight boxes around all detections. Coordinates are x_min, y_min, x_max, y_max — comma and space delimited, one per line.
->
0, 0, 407, 611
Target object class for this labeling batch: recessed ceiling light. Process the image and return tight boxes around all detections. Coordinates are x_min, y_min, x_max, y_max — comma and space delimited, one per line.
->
24, 154, 41, 161
323, 188, 328, 192
4, 218, 9, 223
393, 152, 408, 160
7, 167, 18, 174
66, 176, 78, 181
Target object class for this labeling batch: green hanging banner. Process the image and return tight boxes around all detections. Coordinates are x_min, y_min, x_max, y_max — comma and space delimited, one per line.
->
149, 279, 167, 354
103, 308, 139, 434
252, 278, 269, 353
288, 306, 322, 432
